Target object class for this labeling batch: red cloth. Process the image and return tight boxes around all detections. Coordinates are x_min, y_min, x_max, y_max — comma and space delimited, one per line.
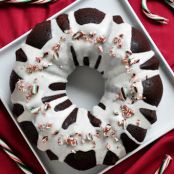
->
0, 0, 173, 174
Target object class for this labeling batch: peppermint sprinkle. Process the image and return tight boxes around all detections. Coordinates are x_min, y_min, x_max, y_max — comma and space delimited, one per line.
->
26, 64, 42, 73
52, 43, 60, 52
42, 136, 48, 143
45, 123, 52, 129
121, 57, 130, 66
111, 130, 116, 137
89, 32, 96, 38
121, 50, 133, 66
103, 124, 112, 137
122, 87, 129, 98
66, 137, 77, 146
126, 50, 132, 56
32, 84, 39, 95
120, 105, 135, 118
64, 29, 73, 34
122, 51, 139, 69
38, 122, 52, 131
86, 133, 93, 141
113, 34, 124, 48
98, 45, 103, 53
17, 80, 26, 92
17, 80, 39, 100
130, 59, 140, 66
96, 36, 106, 44
42, 62, 53, 68
30, 107, 40, 115
68, 30, 107, 54
117, 87, 129, 101
30, 103, 50, 116
131, 95, 146, 104
52, 43, 61, 59
72, 31, 84, 40
131, 84, 138, 94
44, 103, 51, 111
118, 119, 126, 128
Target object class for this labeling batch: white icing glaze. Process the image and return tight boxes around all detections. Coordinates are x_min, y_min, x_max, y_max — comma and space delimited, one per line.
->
11, 10, 162, 167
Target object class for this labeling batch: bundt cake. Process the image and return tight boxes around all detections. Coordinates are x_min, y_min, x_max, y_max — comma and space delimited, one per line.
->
10, 8, 163, 170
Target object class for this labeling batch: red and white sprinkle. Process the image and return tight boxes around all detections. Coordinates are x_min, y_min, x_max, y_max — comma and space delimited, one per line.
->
66, 137, 77, 146
42, 136, 48, 143
97, 45, 104, 53
113, 34, 124, 48
120, 105, 135, 118
103, 124, 112, 137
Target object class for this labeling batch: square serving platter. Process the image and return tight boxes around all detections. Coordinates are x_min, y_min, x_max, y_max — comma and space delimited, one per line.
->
0, 0, 174, 173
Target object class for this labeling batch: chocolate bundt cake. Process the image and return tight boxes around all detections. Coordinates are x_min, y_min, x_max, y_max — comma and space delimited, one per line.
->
10, 8, 163, 170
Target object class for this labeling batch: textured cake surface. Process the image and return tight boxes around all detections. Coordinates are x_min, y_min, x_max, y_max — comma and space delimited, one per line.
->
10, 8, 163, 170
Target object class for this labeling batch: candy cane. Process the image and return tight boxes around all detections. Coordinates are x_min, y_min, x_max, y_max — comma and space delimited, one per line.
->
0, 138, 33, 174
5, 0, 31, 3
31, 0, 54, 4
141, 0, 169, 24
0, 0, 55, 4
155, 154, 172, 174
164, 0, 174, 9
168, 0, 173, 2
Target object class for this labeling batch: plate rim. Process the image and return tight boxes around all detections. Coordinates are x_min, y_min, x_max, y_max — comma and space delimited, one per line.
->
0, 0, 174, 174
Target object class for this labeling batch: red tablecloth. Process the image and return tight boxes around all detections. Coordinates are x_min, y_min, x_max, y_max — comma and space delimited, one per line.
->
0, 0, 174, 173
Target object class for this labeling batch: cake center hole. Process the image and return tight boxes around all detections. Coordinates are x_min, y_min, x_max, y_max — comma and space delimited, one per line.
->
66, 67, 105, 111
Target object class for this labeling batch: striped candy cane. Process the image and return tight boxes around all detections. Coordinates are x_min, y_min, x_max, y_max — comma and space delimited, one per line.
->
155, 154, 173, 174
164, 0, 174, 9
141, 0, 169, 24
0, 138, 33, 174
0, 0, 56, 4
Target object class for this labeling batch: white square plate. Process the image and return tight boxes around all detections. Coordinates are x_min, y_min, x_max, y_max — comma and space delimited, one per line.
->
0, 0, 174, 173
